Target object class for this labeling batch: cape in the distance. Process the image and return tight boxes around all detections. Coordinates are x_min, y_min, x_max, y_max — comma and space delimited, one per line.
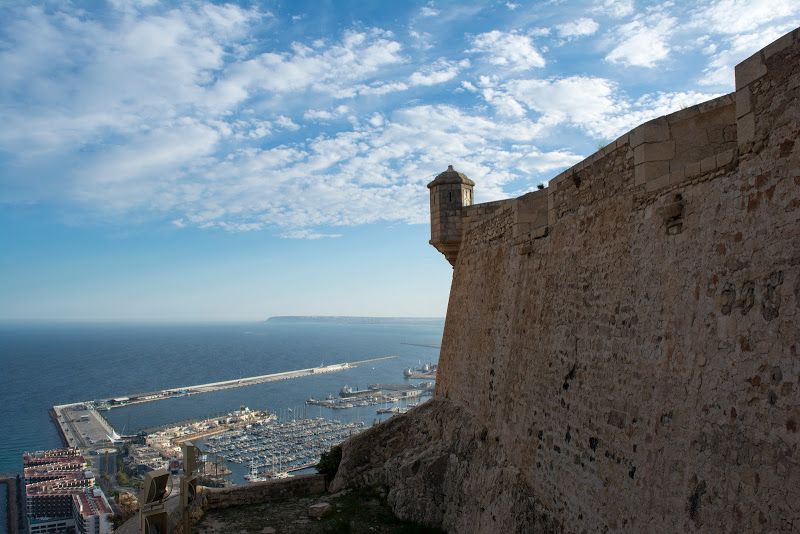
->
265, 316, 444, 324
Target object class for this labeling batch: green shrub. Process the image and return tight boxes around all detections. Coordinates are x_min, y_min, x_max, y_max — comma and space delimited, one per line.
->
116, 471, 130, 486
316, 445, 342, 481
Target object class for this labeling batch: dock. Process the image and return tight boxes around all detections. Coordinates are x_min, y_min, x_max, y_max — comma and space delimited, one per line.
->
51, 356, 397, 450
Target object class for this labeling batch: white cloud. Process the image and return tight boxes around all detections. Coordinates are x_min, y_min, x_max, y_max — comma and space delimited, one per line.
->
0, 0, 753, 239
557, 18, 600, 38
275, 115, 300, 130
304, 105, 350, 121
484, 75, 720, 139
368, 113, 385, 127
409, 60, 460, 86
420, 6, 439, 17
690, 1, 800, 87
606, 16, 675, 67
121, 104, 580, 229
595, 0, 635, 18
409, 29, 434, 50
504, 76, 621, 133
227, 29, 405, 99
355, 81, 410, 95
506, 3, 519, 10
468, 30, 546, 71
693, 0, 799, 34
281, 229, 342, 239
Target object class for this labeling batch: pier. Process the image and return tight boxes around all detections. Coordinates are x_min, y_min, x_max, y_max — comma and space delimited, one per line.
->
52, 356, 397, 450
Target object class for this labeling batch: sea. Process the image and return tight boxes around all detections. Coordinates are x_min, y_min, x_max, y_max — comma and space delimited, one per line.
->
0, 317, 444, 533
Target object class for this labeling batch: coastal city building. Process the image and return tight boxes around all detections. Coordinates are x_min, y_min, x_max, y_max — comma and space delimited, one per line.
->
22, 448, 113, 534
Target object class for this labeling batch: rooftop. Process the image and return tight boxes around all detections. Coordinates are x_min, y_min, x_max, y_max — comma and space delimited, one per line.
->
427, 165, 475, 189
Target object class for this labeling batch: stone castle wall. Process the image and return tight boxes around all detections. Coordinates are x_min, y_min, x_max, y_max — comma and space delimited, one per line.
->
333, 28, 800, 533
451, 92, 739, 265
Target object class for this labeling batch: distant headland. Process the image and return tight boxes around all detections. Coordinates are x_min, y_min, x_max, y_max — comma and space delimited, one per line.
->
265, 316, 444, 324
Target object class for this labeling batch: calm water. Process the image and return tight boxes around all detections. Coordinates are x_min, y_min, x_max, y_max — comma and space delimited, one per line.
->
0, 318, 443, 521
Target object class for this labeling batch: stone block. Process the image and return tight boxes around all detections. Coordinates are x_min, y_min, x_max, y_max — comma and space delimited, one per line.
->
514, 222, 532, 236
645, 173, 670, 192
723, 124, 737, 142
634, 164, 646, 186
763, 31, 795, 60
685, 161, 701, 178
634, 140, 675, 163
716, 149, 735, 167
635, 161, 670, 185
736, 87, 752, 118
531, 225, 549, 239
666, 104, 698, 125
707, 126, 725, 144
701, 155, 717, 173
735, 52, 766, 90
630, 117, 670, 147
669, 168, 685, 185
737, 113, 756, 146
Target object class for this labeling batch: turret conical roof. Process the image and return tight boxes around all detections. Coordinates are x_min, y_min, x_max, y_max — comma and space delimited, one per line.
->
427, 165, 475, 189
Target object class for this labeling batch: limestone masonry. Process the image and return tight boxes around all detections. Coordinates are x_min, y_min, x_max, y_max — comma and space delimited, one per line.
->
331, 28, 800, 533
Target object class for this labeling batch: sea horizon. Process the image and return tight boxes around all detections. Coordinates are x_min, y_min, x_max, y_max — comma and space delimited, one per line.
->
0, 318, 444, 476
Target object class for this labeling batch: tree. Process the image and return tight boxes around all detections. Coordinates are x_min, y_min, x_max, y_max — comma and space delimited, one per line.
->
316, 445, 342, 482
116, 471, 130, 486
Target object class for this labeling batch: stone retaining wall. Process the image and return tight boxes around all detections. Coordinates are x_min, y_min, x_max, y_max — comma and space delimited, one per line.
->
203, 474, 326, 510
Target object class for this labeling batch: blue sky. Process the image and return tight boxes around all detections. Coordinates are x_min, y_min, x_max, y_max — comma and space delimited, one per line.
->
1, 0, 798, 321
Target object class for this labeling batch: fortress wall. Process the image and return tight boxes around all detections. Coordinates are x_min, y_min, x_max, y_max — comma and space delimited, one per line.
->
461, 198, 512, 234
434, 30, 800, 532
332, 29, 799, 534
461, 95, 737, 258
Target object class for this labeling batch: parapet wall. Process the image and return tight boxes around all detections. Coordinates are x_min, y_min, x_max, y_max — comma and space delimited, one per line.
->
451, 92, 738, 264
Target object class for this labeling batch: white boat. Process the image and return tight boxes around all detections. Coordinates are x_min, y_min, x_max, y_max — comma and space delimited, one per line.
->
243, 460, 266, 482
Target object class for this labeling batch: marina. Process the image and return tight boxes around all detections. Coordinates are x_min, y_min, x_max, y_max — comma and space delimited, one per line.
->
201, 417, 365, 480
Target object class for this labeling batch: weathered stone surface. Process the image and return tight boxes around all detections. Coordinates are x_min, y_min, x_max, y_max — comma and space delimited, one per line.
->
735, 52, 767, 90
331, 398, 560, 533
634, 140, 675, 162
